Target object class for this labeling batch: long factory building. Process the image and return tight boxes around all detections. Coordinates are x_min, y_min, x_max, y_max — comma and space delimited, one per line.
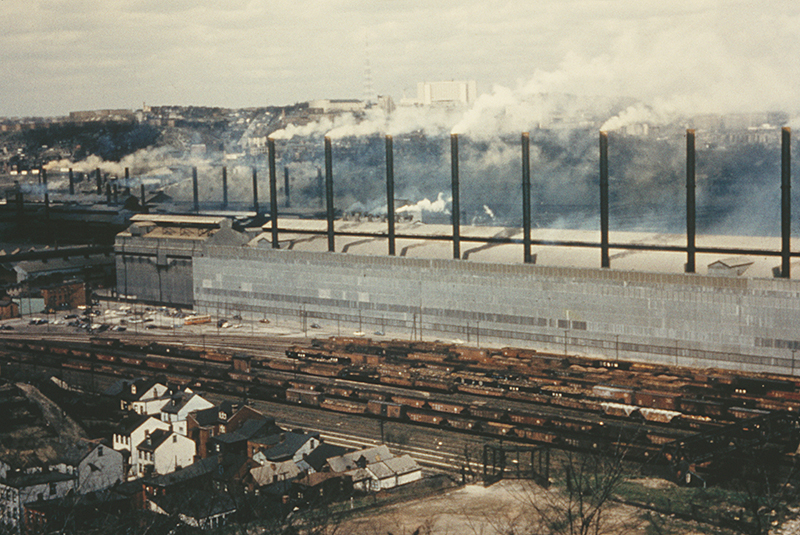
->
115, 213, 800, 376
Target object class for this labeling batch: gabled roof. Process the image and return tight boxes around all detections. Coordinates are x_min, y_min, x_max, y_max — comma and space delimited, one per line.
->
191, 401, 241, 427
252, 431, 319, 462
137, 429, 173, 452
145, 455, 220, 488
366, 461, 394, 480
709, 256, 755, 269
160, 392, 193, 414
249, 459, 302, 487
116, 413, 153, 435
214, 418, 279, 445
117, 378, 165, 402
326, 445, 393, 473
304, 443, 348, 472
103, 377, 144, 397
382, 454, 421, 476
3, 469, 76, 488
58, 438, 110, 466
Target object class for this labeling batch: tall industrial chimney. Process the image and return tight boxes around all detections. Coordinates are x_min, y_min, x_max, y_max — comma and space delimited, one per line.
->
317, 167, 324, 208
252, 168, 259, 214
222, 167, 228, 209
782, 127, 792, 278
268, 138, 279, 248
42, 169, 49, 220
599, 131, 610, 268
324, 137, 335, 252
522, 133, 532, 264
385, 135, 396, 256
192, 167, 199, 213
284, 166, 291, 208
451, 133, 461, 260
96, 168, 102, 194
140, 184, 146, 208
68, 168, 74, 195
686, 129, 696, 273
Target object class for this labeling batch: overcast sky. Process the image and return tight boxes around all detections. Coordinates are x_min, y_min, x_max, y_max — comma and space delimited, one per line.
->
2, 1, 799, 119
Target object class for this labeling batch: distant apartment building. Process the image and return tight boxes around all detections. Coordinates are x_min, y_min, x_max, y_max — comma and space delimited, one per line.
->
308, 99, 367, 114
410, 80, 477, 107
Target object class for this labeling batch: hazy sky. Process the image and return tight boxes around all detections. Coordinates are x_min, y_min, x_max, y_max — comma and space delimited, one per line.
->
2, 1, 799, 118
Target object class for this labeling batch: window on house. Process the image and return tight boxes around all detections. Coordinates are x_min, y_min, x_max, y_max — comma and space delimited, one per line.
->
49, 483, 56, 496
173, 435, 177, 443
98, 447, 103, 457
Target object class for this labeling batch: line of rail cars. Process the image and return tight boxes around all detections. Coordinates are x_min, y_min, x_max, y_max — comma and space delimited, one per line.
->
4, 336, 799, 451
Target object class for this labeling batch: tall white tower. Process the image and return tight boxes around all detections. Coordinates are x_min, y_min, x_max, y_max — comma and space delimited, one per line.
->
363, 36, 377, 105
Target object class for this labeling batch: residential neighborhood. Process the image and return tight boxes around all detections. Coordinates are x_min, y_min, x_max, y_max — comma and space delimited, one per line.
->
0, 374, 424, 534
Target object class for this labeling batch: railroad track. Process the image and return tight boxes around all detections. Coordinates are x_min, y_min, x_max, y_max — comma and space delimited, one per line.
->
0, 339, 688, 464
4, 332, 799, 483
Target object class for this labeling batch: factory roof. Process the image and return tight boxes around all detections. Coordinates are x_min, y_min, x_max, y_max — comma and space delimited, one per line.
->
257, 218, 793, 279
129, 214, 229, 226
119, 214, 249, 246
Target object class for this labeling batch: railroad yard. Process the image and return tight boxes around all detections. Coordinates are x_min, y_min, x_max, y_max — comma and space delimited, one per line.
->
2, 326, 800, 487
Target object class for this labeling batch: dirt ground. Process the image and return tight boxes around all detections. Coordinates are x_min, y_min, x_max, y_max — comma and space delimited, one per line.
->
339, 479, 646, 535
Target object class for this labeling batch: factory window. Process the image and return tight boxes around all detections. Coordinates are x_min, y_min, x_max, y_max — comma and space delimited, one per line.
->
557, 319, 569, 329
571, 321, 587, 331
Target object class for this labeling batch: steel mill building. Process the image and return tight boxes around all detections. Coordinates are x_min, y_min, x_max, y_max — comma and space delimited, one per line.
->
114, 129, 800, 376
114, 213, 800, 376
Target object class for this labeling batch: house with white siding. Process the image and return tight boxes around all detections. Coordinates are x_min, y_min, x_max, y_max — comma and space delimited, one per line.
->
136, 429, 196, 478
160, 391, 213, 436
112, 414, 170, 479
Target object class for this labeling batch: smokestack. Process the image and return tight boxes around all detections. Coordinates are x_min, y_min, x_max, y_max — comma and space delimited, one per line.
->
324, 136, 335, 252
782, 127, 792, 278
451, 133, 461, 260
686, 129, 696, 274
222, 167, 228, 209
317, 167, 324, 207
16, 190, 23, 228
252, 167, 259, 214
386, 135, 396, 256
268, 138, 279, 248
522, 132, 532, 264
599, 131, 609, 268
284, 166, 291, 208
124, 168, 129, 199
42, 169, 49, 220
113, 182, 119, 204
105, 183, 112, 205
192, 167, 199, 213
96, 168, 102, 194
140, 184, 146, 209
68, 168, 74, 195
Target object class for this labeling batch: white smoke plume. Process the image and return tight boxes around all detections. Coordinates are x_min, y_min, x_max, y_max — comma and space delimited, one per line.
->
396, 192, 451, 215
43, 147, 194, 178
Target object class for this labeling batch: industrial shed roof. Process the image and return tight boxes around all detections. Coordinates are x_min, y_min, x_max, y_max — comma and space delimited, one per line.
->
256, 218, 792, 279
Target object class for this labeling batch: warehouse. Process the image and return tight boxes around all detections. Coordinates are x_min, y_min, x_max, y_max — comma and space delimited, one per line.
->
186, 217, 800, 375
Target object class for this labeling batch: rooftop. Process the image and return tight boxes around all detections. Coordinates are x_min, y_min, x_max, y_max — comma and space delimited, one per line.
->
254, 219, 797, 279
